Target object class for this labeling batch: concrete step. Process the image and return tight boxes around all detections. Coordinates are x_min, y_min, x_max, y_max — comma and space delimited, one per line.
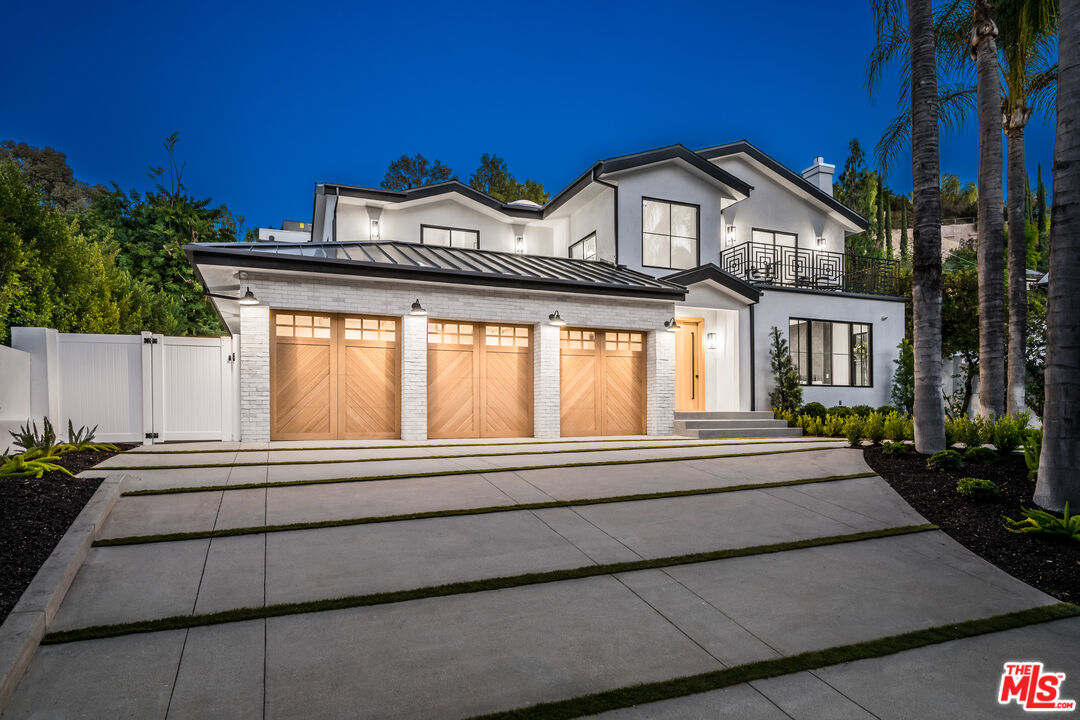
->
673, 411, 776, 420
674, 419, 790, 431
680, 427, 805, 439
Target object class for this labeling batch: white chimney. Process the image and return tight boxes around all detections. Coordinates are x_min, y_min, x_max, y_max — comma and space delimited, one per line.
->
801, 156, 835, 196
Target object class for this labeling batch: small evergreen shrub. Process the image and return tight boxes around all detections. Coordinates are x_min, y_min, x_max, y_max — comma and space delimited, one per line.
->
822, 415, 844, 437
864, 412, 886, 444
1024, 428, 1042, 479
927, 449, 963, 471
963, 446, 999, 465
882, 440, 908, 455
843, 418, 863, 447
883, 412, 906, 442
890, 338, 914, 414
850, 405, 875, 417
826, 406, 852, 418
956, 477, 999, 500
801, 402, 827, 420
767, 326, 803, 414
1005, 503, 1080, 543
946, 416, 983, 448
876, 404, 898, 416
991, 414, 1028, 455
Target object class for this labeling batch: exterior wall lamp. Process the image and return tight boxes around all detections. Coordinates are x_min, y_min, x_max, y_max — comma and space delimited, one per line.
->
206, 286, 260, 305
705, 332, 718, 350
726, 225, 737, 246
664, 318, 680, 332
370, 219, 381, 242
515, 236, 525, 254
548, 310, 566, 326
409, 299, 427, 316
816, 236, 826, 248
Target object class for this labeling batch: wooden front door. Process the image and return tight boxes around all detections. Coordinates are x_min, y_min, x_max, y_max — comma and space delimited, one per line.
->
560, 328, 646, 436
270, 311, 400, 441
675, 317, 705, 412
427, 321, 533, 439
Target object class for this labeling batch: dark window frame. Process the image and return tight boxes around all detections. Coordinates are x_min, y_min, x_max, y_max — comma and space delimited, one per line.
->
420, 224, 480, 249
641, 197, 700, 270
788, 317, 874, 388
569, 232, 597, 260
751, 227, 799, 250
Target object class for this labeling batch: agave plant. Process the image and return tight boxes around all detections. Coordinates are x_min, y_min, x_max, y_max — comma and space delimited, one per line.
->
60, 420, 119, 453
9, 418, 59, 454
1004, 503, 1080, 543
0, 454, 73, 479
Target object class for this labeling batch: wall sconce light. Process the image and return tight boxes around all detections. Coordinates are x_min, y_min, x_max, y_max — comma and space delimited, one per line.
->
370, 219, 381, 241
705, 332, 718, 350
880, 315, 889, 321
206, 286, 260, 305
409, 299, 427, 316
515, 236, 525, 254
816, 236, 826, 248
548, 310, 566, 326
664, 318, 680, 332
726, 225, 737, 246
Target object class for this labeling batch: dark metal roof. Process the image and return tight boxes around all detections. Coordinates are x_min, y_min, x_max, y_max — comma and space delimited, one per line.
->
186, 241, 686, 300
661, 264, 761, 303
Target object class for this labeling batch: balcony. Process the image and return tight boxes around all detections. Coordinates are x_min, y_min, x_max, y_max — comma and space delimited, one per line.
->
718, 242, 901, 297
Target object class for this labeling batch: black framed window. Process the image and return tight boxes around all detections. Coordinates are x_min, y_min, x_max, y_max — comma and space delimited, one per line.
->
752, 228, 798, 248
788, 318, 872, 387
642, 198, 698, 269
569, 232, 597, 260
421, 224, 479, 249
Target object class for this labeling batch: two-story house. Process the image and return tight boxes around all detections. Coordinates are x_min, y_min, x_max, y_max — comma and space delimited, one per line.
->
186, 141, 905, 443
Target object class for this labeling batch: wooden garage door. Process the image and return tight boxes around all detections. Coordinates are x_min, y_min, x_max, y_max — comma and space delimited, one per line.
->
560, 328, 646, 436
427, 321, 533, 439
270, 312, 399, 441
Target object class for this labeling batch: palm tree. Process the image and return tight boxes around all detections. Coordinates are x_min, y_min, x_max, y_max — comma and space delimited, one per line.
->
1034, 0, 1079, 511
998, 0, 1059, 415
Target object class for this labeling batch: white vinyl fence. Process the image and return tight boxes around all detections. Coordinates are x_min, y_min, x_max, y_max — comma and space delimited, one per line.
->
8, 327, 239, 447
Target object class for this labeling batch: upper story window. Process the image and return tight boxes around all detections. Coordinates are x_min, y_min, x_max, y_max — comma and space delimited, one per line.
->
569, 232, 597, 260
642, 198, 698, 269
789, 318, 872, 387
753, 228, 798, 248
421, 224, 479, 249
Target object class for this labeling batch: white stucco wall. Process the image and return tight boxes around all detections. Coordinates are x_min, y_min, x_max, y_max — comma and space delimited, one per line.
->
566, 188, 616, 261
752, 287, 907, 410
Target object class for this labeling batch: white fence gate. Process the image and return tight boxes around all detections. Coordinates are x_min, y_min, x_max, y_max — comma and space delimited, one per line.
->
14, 329, 239, 445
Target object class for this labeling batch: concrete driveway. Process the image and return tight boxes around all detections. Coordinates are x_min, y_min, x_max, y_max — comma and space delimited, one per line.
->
3, 436, 1076, 719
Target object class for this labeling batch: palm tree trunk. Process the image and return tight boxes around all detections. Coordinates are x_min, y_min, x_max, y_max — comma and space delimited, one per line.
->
973, 0, 1006, 418
1006, 122, 1029, 415
908, 0, 946, 454
1034, 0, 1080, 512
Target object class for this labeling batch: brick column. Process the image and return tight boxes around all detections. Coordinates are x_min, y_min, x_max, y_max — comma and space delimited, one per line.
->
239, 304, 270, 442
400, 313, 428, 441
646, 329, 676, 435
533, 322, 561, 439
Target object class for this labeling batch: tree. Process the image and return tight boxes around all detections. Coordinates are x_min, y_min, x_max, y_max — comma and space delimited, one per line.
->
885, 190, 894, 257
835, 140, 881, 257
0, 140, 103, 213
380, 154, 453, 191
767, 326, 802, 413
942, 257, 981, 415
1036, 164, 1049, 270
468, 154, 549, 204
900, 201, 910, 263
1035, 0, 1079, 511
890, 338, 915, 413
998, 0, 1059, 416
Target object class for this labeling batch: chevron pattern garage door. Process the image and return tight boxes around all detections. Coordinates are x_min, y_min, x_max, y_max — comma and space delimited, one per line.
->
427, 322, 533, 439
560, 328, 646, 436
270, 312, 399, 440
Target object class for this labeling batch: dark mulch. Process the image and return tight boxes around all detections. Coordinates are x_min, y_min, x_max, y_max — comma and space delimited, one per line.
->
0, 446, 132, 622
865, 445, 1080, 603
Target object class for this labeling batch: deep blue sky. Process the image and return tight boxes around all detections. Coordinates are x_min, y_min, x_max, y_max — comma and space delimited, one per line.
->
3, 0, 1056, 232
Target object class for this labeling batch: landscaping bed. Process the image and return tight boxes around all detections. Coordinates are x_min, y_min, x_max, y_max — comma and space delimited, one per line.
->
864, 445, 1079, 603
0, 447, 129, 622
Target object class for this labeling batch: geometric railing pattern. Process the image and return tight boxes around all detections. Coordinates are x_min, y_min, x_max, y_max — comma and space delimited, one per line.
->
719, 242, 901, 297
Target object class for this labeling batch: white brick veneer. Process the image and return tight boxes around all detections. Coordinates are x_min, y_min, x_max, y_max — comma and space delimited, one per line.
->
237, 272, 675, 441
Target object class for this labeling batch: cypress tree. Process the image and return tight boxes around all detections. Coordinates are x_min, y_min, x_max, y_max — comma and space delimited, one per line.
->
1036, 164, 1048, 270
884, 192, 893, 258
900, 200, 909, 263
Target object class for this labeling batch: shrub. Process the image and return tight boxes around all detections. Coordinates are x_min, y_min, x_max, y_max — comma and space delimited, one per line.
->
767, 326, 802, 414
991, 414, 1028, 455
876, 404, 898, 416
963, 446, 999, 465
890, 338, 914, 415
850, 405, 875, 417
822, 414, 845, 437
806, 417, 822, 436
883, 412, 906, 442
927, 449, 963, 471
1024, 428, 1042, 479
827, 406, 852, 418
956, 477, 999, 500
882, 440, 908, 455
902, 415, 914, 441
1004, 503, 1080, 543
774, 408, 796, 427
946, 416, 983, 448
801, 402, 827, 420
864, 412, 886, 444
843, 418, 863, 447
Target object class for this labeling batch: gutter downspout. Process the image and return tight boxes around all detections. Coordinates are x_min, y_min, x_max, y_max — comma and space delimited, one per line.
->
592, 168, 619, 266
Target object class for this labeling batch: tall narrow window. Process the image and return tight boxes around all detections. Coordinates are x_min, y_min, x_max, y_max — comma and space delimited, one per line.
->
642, 199, 698, 269
569, 232, 597, 260
421, 225, 479, 249
788, 318, 872, 387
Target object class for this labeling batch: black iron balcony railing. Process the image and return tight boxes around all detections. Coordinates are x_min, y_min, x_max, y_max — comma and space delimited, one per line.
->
719, 242, 901, 297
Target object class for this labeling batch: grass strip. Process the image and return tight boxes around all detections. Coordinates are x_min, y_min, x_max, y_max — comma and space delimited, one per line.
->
124, 434, 820, 455
123, 444, 843, 496
97, 471, 877, 546
466, 602, 1080, 720
45, 523, 935, 644
105, 438, 838, 471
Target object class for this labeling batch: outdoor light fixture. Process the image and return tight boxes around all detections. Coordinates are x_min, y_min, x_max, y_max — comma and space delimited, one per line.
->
816, 236, 826, 248
726, 225, 737, 246
705, 332, 718, 350
548, 310, 566, 326
410, 299, 427, 316
515, 236, 525, 254
206, 286, 260, 305
370, 219, 381, 241
664, 318, 680, 332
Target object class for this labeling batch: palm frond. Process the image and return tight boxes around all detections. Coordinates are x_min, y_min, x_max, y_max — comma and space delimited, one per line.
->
874, 83, 976, 174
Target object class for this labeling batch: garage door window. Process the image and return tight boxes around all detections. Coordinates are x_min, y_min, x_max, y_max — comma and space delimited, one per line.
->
560, 329, 596, 350
428, 322, 474, 345
486, 325, 529, 347
345, 317, 396, 341
605, 332, 643, 352
275, 314, 331, 338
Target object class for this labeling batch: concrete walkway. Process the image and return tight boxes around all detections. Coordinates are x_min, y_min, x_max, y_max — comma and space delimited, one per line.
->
3, 437, 1075, 719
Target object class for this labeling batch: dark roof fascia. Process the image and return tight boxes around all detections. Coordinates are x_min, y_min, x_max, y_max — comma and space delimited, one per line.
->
598, 145, 753, 198
540, 163, 604, 216
696, 141, 870, 230
661, 263, 761, 303
754, 284, 908, 303
183, 245, 237, 335
186, 244, 687, 301
321, 180, 544, 219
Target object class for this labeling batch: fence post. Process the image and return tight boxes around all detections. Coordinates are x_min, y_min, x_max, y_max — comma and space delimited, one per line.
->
139, 331, 154, 445
150, 334, 165, 443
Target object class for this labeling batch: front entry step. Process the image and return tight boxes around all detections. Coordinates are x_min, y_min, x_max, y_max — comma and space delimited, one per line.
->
673, 411, 803, 439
